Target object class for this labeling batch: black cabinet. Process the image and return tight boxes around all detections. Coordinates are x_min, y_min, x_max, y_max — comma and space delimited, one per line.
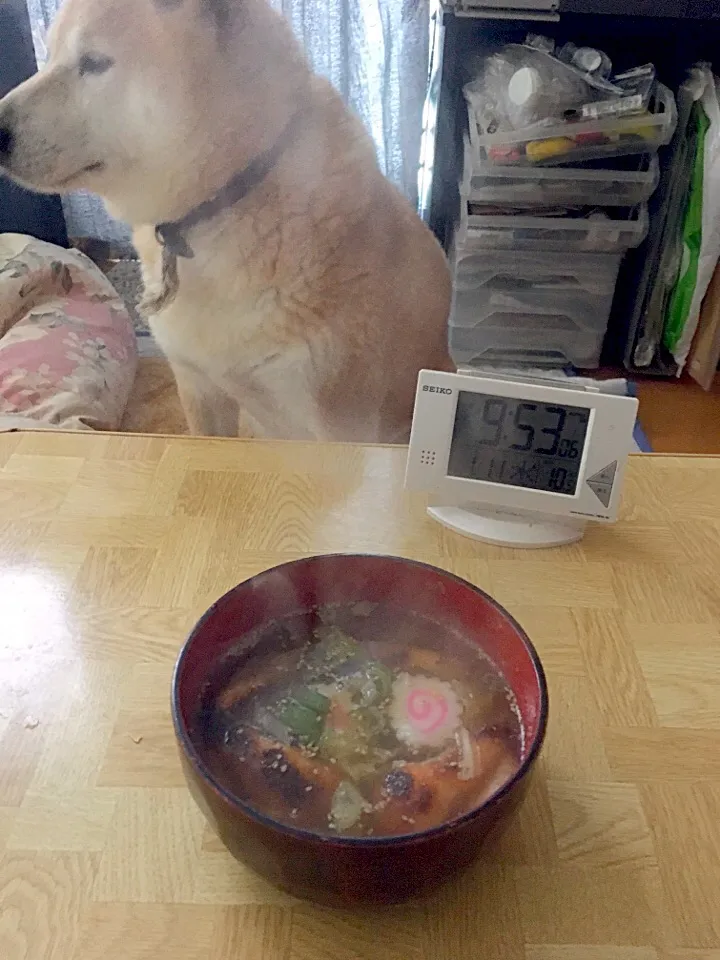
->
687, 0, 720, 16
560, 0, 688, 16
423, 4, 720, 372
426, 6, 720, 239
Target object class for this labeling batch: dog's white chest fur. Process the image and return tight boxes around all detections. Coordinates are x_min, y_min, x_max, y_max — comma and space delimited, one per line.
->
147, 252, 330, 440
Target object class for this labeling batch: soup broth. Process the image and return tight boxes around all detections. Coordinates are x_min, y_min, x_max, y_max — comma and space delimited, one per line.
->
192, 602, 523, 838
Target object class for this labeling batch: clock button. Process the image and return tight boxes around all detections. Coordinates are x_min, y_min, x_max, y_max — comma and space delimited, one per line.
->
587, 461, 617, 486
586, 461, 617, 508
587, 480, 612, 508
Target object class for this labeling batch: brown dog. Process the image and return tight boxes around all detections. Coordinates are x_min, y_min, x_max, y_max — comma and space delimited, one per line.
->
0, 0, 451, 440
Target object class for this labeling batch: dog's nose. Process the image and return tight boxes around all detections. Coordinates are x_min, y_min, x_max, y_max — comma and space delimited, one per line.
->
0, 111, 15, 160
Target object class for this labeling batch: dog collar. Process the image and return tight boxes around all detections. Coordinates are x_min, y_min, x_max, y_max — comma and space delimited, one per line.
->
143, 110, 303, 316
154, 109, 304, 260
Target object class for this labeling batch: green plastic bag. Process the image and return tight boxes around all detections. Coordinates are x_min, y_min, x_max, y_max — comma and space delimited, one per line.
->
663, 101, 710, 353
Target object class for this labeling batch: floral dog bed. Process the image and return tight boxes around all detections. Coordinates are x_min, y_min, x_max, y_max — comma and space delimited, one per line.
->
0, 234, 137, 431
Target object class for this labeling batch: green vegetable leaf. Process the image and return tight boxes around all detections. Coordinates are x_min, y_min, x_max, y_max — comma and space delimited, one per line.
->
294, 688, 331, 714
276, 688, 330, 747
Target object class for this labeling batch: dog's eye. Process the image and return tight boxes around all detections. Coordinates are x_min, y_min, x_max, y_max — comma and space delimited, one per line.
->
78, 54, 114, 77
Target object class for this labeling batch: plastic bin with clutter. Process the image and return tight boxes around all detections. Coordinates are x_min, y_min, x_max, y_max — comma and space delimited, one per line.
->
463, 38, 677, 168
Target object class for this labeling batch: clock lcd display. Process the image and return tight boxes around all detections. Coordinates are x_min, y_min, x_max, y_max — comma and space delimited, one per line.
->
447, 391, 591, 495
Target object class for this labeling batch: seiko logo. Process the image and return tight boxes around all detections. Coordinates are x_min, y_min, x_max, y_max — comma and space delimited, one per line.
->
422, 385, 453, 395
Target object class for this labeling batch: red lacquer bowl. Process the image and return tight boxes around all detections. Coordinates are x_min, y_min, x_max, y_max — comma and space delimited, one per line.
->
172, 554, 548, 905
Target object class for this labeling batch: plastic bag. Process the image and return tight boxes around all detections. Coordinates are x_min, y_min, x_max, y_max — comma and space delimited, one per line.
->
688, 259, 720, 388
665, 66, 720, 371
463, 36, 650, 138
464, 44, 607, 135
662, 100, 708, 354
630, 71, 700, 369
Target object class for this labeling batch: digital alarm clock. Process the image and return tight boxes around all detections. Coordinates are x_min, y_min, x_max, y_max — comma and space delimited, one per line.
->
405, 369, 638, 547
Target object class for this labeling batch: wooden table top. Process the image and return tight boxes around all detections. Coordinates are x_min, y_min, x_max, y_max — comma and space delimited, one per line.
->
0, 431, 719, 960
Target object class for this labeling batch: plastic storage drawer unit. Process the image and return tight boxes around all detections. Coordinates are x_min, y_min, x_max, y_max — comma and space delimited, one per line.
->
458, 203, 648, 254
449, 312, 609, 370
461, 138, 660, 209
448, 250, 622, 369
453, 248, 623, 293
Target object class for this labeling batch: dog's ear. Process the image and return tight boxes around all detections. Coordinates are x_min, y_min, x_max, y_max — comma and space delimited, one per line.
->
154, 0, 234, 45
200, 0, 232, 39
